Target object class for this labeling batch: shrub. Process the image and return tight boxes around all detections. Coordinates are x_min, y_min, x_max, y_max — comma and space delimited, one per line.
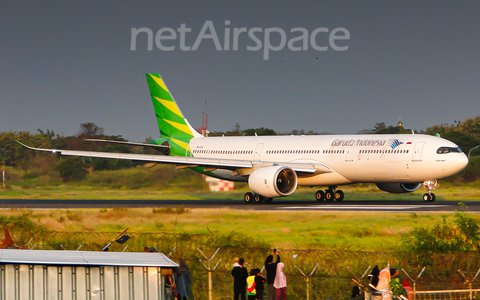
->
401, 203, 480, 255
152, 205, 190, 214
56, 157, 88, 182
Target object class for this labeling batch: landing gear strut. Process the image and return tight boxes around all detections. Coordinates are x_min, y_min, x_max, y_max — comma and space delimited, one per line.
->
423, 180, 437, 202
316, 186, 344, 202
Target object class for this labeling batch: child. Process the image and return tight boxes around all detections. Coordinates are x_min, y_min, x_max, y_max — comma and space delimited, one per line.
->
247, 269, 257, 300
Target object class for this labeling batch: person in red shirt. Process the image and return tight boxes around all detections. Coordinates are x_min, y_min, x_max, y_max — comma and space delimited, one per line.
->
403, 281, 414, 300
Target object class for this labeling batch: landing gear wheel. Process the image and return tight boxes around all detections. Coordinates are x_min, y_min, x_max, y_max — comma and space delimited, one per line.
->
264, 197, 273, 204
244, 192, 254, 204
315, 190, 325, 202
325, 189, 335, 202
254, 194, 264, 204
335, 190, 344, 201
423, 193, 432, 202
430, 193, 436, 202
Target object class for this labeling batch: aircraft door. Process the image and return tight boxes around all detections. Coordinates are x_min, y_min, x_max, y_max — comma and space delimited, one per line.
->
254, 143, 264, 161
412, 142, 424, 161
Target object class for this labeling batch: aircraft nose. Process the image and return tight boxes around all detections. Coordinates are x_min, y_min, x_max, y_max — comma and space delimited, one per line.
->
460, 153, 469, 170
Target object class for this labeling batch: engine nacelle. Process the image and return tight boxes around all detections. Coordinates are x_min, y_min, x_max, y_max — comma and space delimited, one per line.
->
376, 182, 422, 194
248, 166, 298, 198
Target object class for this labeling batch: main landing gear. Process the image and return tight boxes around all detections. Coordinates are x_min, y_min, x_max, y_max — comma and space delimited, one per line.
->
316, 186, 344, 202
423, 180, 438, 202
244, 192, 273, 204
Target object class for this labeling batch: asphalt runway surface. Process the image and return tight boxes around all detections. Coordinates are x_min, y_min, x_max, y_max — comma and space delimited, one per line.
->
0, 199, 479, 213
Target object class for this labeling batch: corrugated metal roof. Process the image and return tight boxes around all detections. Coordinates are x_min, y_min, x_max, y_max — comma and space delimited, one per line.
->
0, 249, 179, 267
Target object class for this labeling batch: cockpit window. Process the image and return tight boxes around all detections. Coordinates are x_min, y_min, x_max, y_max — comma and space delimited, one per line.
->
436, 147, 462, 154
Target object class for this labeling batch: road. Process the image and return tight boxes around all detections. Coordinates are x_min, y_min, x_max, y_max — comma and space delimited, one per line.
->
0, 199, 478, 212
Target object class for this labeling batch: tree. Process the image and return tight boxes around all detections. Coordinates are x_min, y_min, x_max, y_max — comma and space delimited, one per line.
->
78, 122, 104, 138
56, 157, 88, 182
373, 122, 386, 132
243, 127, 277, 136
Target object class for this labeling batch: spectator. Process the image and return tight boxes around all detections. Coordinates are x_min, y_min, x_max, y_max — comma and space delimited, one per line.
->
175, 259, 191, 300
165, 271, 174, 300
247, 268, 257, 300
255, 268, 266, 300
273, 262, 287, 300
403, 281, 414, 300
232, 258, 249, 300
368, 265, 380, 289
351, 286, 363, 300
233, 257, 240, 267
265, 250, 281, 300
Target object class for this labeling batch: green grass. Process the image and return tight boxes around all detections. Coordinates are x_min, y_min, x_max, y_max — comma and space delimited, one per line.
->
2, 162, 479, 200
1, 205, 476, 251
1, 183, 479, 201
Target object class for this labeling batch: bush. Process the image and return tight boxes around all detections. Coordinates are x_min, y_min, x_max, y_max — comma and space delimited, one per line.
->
0, 214, 45, 231
401, 203, 480, 255
56, 157, 88, 182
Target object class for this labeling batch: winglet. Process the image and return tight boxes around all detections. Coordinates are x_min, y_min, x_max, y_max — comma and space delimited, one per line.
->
16, 141, 60, 154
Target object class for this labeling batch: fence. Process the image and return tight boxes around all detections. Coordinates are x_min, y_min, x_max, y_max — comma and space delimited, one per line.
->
414, 289, 480, 300
3, 228, 480, 299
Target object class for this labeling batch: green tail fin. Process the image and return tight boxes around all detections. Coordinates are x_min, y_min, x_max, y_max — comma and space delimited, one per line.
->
146, 73, 201, 156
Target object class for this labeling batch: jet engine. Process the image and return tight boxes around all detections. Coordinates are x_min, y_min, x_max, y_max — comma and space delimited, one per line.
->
248, 166, 298, 198
376, 183, 422, 194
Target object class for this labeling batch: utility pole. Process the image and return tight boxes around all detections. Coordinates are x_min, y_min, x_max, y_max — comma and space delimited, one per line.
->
197, 247, 222, 300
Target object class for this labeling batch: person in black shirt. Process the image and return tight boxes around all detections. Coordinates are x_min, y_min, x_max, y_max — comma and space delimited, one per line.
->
232, 258, 249, 300
264, 250, 280, 300
254, 268, 266, 300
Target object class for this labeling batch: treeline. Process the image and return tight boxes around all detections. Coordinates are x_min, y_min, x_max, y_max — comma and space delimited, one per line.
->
0, 123, 157, 184
1, 116, 480, 186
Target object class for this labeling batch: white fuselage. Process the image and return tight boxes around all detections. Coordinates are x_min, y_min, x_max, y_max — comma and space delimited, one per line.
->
188, 134, 469, 186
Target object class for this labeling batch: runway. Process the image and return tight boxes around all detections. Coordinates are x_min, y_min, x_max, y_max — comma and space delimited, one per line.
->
0, 199, 478, 213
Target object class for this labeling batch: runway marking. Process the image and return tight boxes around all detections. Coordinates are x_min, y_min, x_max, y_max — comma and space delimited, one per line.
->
276, 205, 446, 210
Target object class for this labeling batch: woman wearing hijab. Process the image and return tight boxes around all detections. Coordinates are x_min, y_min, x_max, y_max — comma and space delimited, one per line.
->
273, 262, 287, 300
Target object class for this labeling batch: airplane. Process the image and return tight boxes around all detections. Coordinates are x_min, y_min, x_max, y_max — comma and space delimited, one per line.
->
19, 73, 469, 204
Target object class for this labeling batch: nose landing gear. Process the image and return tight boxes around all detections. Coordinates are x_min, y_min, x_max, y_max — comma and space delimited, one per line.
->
423, 180, 438, 202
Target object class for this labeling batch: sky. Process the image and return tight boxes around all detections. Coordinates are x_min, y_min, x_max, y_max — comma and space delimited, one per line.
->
1, 1, 480, 142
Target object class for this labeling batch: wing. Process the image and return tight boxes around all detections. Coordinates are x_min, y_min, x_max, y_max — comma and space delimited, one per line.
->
17, 142, 331, 174
84, 139, 169, 149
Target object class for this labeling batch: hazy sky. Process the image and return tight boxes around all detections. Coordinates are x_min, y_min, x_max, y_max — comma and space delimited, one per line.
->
1, 1, 479, 142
